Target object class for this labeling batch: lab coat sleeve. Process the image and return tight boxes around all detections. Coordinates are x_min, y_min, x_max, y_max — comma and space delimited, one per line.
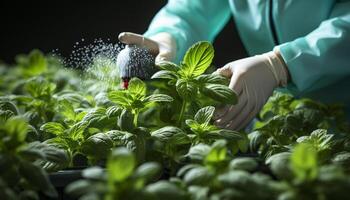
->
144, 0, 231, 63
278, 1, 350, 96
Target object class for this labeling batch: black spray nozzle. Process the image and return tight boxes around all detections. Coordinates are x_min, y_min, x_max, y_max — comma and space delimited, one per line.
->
117, 45, 157, 84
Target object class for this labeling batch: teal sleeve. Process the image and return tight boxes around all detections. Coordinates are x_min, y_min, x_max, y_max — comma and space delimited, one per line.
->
144, 0, 231, 63
278, 1, 350, 96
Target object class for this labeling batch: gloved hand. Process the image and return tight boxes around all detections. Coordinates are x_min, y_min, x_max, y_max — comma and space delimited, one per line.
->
214, 49, 289, 130
118, 32, 177, 63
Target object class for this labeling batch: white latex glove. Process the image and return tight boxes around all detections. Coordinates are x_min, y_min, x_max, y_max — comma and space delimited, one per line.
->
214, 49, 289, 130
118, 32, 177, 63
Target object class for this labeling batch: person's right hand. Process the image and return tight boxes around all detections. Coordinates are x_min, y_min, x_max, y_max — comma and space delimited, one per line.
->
118, 32, 177, 63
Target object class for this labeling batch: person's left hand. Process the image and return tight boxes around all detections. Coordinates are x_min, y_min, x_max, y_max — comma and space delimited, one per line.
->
214, 49, 289, 130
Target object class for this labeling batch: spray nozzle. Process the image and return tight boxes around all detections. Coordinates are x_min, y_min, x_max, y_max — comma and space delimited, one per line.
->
121, 77, 130, 89
117, 45, 157, 89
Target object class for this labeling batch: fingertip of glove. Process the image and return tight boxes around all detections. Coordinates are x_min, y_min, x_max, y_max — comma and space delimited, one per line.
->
155, 56, 167, 64
215, 67, 231, 78
118, 32, 127, 41
118, 32, 138, 44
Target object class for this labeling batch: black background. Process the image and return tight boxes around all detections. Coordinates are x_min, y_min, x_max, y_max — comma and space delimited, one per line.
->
0, 0, 247, 67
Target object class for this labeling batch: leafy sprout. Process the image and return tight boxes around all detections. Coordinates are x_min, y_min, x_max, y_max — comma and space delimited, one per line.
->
152, 41, 237, 126
108, 78, 173, 127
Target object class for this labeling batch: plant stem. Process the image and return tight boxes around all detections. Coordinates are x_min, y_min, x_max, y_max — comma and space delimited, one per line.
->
133, 110, 139, 127
177, 100, 187, 126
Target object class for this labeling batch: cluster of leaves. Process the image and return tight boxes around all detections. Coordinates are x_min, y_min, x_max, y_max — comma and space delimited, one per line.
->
68, 135, 350, 200
0, 42, 242, 199
1, 41, 350, 200
250, 92, 350, 158
0, 117, 69, 199
67, 147, 167, 200
151, 42, 237, 125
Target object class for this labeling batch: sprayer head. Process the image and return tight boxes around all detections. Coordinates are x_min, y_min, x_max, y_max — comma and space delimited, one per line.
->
117, 45, 156, 88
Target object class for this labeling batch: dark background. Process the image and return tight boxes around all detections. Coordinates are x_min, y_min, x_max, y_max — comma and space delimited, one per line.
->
0, 0, 247, 67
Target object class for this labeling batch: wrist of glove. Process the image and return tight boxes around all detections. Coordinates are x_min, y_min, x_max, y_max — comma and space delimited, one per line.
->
214, 49, 290, 130
118, 32, 177, 63
263, 47, 289, 87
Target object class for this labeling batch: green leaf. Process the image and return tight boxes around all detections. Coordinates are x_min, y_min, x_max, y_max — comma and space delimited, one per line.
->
19, 160, 57, 198
296, 129, 334, 153
291, 143, 318, 181
23, 141, 70, 172
151, 126, 184, 142
81, 133, 113, 159
40, 146, 70, 172
195, 74, 228, 85
117, 109, 135, 132
69, 121, 88, 141
185, 119, 201, 130
0, 110, 14, 123
201, 83, 237, 104
177, 164, 201, 178
0, 101, 19, 115
205, 140, 227, 164
108, 130, 145, 160
18, 142, 46, 161
3, 117, 28, 144
25, 77, 56, 99
156, 61, 180, 72
130, 127, 148, 162
229, 157, 258, 171
134, 162, 161, 181
151, 70, 177, 80
248, 131, 267, 152
19, 190, 39, 200
187, 144, 211, 162
194, 106, 215, 125
332, 152, 350, 167
217, 171, 248, 186
181, 41, 214, 77
145, 181, 187, 200
107, 148, 136, 182
206, 129, 243, 141
144, 94, 173, 103
266, 152, 292, 180
82, 167, 105, 181
106, 106, 122, 118
151, 126, 190, 145
16, 49, 47, 77
82, 107, 107, 125
65, 179, 98, 198
57, 99, 76, 121
40, 122, 65, 136
108, 90, 131, 108
187, 186, 209, 200
183, 166, 214, 186
56, 91, 85, 104
176, 79, 197, 99
107, 130, 134, 145
128, 78, 146, 97
236, 133, 249, 153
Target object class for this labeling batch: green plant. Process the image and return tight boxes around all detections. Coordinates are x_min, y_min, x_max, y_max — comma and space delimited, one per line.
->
185, 106, 245, 146
266, 143, 350, 199
0, 117, 65, 199
152, 42, 237, 126
150, 106, 246, 173
66, 147, 189, 200
1, 44, 350, 200
108, 77, 173, 127
250, 92, 349, 159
